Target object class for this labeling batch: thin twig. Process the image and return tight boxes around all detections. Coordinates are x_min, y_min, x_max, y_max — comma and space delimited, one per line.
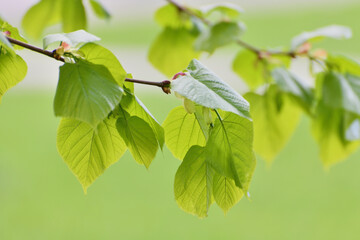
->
6, 36, 171, 93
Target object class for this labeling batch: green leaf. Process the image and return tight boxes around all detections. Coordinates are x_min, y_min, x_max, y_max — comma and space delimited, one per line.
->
194, 21, 244, 53
174, 145, 214, 218
320, 71, 360, 115
43, 30, 100, 49
148, 28, 200, 77
116, 108, 158, 168
212, 172, 243, 214
163, 106, 206, 160
244, 86, 301, 163
291, 25, 352, 51
272, 67, 314, 113
155, 4, 192, 29
1, 22, 28, 50
232, 49, 290, 90
80, 43, 126, 86
201, 3, 243, 21
62, 0, 87, 33
0, 53, 27, 102
171, 59, 251, 119
89, 0, 110, 19
22, 0, 62, 39
120, 90, 164, 149
54, 60, 123, 127
326, 55, 360, 75
57, 117, 127, 192
312, 101, 359, 167
206, 110, 256, 191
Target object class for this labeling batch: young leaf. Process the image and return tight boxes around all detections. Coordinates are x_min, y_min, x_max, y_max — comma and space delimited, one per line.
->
232, 49, 290, 90
321, 72, 360, 115
174, 145, 214, 218
89, 0, 110, 19
206, 110, 256, 191
0, 53, 27, 102
54, 60, 123, 127
163, 106, 206, 160
244, 86, 301, 163
148, 28, 200, 77
272, 67, 314, 113
194, 21, 245, 53
291, 25, 352, 51
312, 101, 359, 167
171, 59, 251, 119
80, 43, 126, 86
62, 0, 87, 33
326, 55, 360, 75
201, 3, 243, 21
22, 0, 62, 39
212, 172, 243, 214
43, 30, 100, 49
57, 117, 127, 192
120, 90, 165, 149
116, 108, 158, 168
155, 4, 192, 29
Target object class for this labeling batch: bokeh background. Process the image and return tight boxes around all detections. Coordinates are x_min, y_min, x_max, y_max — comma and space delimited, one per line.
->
1, 0, 360, 239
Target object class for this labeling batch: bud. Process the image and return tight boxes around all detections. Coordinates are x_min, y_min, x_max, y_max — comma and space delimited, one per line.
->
313, 49, 328, 60
2, 31, 11, 37
297, 42, 312, 54
172, 72, 186, 80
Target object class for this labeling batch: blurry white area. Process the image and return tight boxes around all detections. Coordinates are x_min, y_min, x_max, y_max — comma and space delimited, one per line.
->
0, 0, 357, 93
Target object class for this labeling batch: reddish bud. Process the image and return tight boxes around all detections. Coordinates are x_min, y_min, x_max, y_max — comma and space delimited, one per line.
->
172, 72, 186, 80
2, 31, 11, 37
61, 42, 71, 51
297, 42, 312, 54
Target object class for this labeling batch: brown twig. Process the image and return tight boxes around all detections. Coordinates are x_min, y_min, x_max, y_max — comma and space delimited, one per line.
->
6, 36, 171, 93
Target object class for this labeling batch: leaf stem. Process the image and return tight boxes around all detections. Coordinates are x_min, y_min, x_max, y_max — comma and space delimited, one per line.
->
6, 36, 171, 93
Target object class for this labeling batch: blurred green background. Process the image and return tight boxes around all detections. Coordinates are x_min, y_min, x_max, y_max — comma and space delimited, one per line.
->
1, 1, 360, 239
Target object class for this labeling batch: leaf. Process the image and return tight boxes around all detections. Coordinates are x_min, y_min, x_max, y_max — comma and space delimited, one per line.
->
312, 101, 359, 167
89, 0, 110, 19
116, 108, 158, 168
194, 21, 245, 53
206, 110, 256, 191
43, 30, 100, 49
326, 55, 360, 75
22, 0, 62, 39
80, 43, 126, 86
0, 53, 27, 102
62, 0, 87, 33
201, 3, 244, 21
320, 72, 360, 115
120, 90, 165, 149
155, 4, 192, 29
174, 145, 214, 218
1, 22, 28, 50
54, 60, 123, 127
244, 86, 301, 163
171, 59, 251, 119
148, 28, 200, 77
212, 172, 243, 214
232, 49, 290, 90
163, 106, 206, 160
57, 117, 127, 192
291, 25, 352, 51
272, 67, 314, 113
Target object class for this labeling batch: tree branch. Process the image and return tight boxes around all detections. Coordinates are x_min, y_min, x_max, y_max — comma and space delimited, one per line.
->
166, 0, 296, 58
6, 36, 171, 93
